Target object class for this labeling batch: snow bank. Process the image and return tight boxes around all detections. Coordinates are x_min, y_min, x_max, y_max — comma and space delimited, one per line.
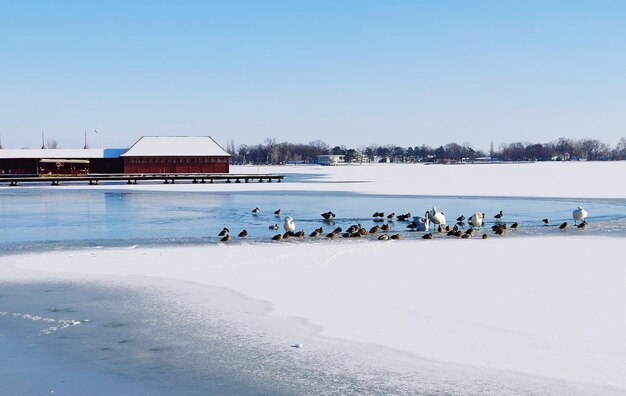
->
7, 236, 626, 391
49, 161, 626, 199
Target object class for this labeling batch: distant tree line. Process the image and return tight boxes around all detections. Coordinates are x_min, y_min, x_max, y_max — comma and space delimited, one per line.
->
229, 136, 626, 164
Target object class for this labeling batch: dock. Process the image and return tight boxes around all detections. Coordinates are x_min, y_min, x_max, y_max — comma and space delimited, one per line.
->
0, 173, 284, 186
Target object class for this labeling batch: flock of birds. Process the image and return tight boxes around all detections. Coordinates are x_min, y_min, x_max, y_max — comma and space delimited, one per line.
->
216, 206, 590, 243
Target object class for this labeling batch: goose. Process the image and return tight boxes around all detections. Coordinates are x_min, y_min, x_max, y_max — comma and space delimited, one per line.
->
559, 222, 569, 230
426, 207, 446, 228
468, 213, 485, 228
237, 230, 248, 239
218, 227, 229, 237
572, 206, 588, 225
274, 209, 282, 216
252, 207, 260, 214
269, 223, 278, 230
283, 216, 296, 233
494, 210, 504, 221
220, 234, 232, 242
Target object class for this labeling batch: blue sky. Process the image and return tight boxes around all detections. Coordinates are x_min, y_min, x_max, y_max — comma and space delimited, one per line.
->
1, 1, 625, 151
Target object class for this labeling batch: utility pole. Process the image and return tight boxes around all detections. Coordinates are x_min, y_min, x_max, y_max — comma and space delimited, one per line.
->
41, 131, 45, 149
84, 130, 88, 149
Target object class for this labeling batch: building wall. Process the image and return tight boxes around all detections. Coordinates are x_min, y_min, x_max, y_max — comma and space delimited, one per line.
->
123, 156, 229, 174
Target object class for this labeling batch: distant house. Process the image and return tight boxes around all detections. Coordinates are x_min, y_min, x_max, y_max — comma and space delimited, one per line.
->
317, 154, 345, 166
121, 136, 231, 173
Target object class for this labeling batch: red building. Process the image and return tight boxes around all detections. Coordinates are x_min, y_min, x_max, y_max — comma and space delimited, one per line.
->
121, 136, 231, 174
0, 149, 125, 175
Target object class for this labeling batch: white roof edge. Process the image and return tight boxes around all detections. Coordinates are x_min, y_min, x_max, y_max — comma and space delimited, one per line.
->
120, 136, 231, 157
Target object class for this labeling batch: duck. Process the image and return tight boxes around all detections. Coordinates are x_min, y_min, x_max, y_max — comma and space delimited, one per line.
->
542, 218, 550, 225
274, 209, 282, 216
456, 215, 465, 222
218, 227, 229, 237
252, 207, 260, 215
511, 222, 519, 230
220, 234, 232, 242
269, 224, 278, 230
559, 222, 569, 230
494, 227, 507, 236
390, 234, 401, 240
422, 233, 434, 240
468, 213, 485, 228
387, 213, 395, 221
381, 223, 391, 232
369, 225, 381, 234
406, 221, 418, 231
461, 232, 471, 239
310, 227, 324, 237
294, 230, 305, 238
378, 234, 389, 240
577, 221, 588, 229
397, 213, 412, 221
283, 231, 294, 239
482, 233, 488, 239
283, 216, 296, 233
572, 206, 588, 225
237, 230, 248, 239
326, 231, 339, 239
321, 211, 336, 221
272, 233, 283, 241
494, 210, 504, 221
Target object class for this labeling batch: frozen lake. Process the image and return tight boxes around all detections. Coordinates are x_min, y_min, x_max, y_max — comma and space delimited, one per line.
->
1, 188, 626, 254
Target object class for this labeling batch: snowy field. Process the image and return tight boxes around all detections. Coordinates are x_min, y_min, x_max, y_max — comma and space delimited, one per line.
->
3, 162, 626, 394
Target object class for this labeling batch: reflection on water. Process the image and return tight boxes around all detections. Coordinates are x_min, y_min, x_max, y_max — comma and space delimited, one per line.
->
1, 189, 626, 254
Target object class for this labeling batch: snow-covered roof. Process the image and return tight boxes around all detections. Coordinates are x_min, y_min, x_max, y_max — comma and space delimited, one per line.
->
0, 149, 115, 159
121, 136, 231, 157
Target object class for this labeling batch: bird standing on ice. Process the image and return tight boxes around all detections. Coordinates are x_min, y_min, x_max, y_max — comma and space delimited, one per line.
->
283, 216, 296, 233
468, 212, 485, 228
572, 206, 588, 225
427, 207, 446, 229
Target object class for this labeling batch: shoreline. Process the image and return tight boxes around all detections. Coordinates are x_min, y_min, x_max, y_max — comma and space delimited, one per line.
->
2, 263, 624, 396
3, 161, 626, 199
4, 235, 626, 393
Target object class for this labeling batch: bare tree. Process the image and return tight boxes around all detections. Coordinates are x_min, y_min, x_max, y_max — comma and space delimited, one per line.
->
46, 139, 59, 149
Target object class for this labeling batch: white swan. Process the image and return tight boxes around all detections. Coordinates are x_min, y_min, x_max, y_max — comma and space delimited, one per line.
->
572, 206, 588, 225
283, 216, 296, 233
412, 215, 429, 231
468, 212, 485, 228
427, 207, 446, 228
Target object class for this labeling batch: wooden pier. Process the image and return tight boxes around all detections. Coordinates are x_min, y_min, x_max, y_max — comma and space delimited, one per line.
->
0, 173, 284, 186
